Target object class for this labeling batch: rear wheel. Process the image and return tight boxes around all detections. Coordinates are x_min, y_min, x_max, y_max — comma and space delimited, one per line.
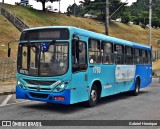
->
131, 79, 140, 96
85, 85, 98, 107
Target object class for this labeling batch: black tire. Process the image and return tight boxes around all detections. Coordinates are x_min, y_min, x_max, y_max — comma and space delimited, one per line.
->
85, 85, 98, 107
131, 79, 140, 96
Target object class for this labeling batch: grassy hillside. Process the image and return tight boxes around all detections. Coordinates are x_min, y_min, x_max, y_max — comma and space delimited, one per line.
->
0, 3, 160, 49
153, 60, 160, 70
0, 3, 160, 71
0, 15, 20, 60
110, 22, 160, 50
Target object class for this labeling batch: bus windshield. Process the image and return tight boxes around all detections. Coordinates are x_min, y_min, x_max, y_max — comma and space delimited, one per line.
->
17, 42, 69, 77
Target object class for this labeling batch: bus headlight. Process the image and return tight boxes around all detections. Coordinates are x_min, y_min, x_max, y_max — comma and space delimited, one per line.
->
17, 80, 26, 89
53, 83, 66, 92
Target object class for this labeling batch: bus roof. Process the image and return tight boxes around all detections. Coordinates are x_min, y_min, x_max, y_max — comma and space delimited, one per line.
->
23, 26, 151, 50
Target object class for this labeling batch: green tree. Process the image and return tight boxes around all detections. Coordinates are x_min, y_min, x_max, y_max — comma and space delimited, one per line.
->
109, 0, 125, 19
35, 0, 60, 11
154, 7, 160, 17
130, 0, 160, 26
120, 11, 131, 23
130, 0, 147, 25
140, 11, 148, 25
152, 16, 160, 27
67, 4, 83, 16
79, 0, 91, 6
86, 0, 106, 20
78, 0, 125, 20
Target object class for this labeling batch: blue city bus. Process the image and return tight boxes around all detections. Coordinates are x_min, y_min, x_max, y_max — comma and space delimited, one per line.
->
13, 26, 152, 107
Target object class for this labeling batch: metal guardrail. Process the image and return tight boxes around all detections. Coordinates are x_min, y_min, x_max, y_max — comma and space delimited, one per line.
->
0, 7, 29, 31
0, 6, 20, 81
0, 60, 16, 82
152, 50, 160, 61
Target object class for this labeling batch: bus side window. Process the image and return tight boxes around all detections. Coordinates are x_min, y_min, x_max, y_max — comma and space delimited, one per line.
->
114, 44, 124, 64
125, 46, 133, 64
89, 39, 100, 64
142, 49, 147, 64
101, 41, 113, 64
134, 48, 140, 64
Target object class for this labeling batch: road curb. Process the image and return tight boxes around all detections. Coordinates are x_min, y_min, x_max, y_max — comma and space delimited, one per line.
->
0, 91, 15, 96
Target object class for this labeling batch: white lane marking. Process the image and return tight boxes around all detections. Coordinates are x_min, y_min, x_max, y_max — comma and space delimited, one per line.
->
0, 95, 12, 106
0, 100, 30, 107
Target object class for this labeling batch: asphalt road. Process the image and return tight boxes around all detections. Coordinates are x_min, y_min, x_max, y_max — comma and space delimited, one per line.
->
0, 78, 160, 129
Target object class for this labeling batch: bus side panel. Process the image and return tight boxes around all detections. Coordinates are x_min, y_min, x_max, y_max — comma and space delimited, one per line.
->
130, 65, 152, 90
114, 65, 136, 94
115, 81, 134, 94
138, 65, 152, 88
100, 65, 136, 97
70, 72, 89, 104
146, 65, 152, 86
100, 65, 115, 97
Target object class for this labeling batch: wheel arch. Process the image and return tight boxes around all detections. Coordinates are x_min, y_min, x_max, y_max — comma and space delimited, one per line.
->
130, 75, 141, 91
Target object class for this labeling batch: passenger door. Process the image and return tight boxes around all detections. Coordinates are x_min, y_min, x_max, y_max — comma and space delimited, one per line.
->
70, 38, 89, 104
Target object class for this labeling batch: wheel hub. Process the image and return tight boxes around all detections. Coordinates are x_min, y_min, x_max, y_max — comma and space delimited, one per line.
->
91, 90, 97, 102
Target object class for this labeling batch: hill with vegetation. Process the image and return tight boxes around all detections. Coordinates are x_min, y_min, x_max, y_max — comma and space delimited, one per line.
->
1, 3, 160, 45
68, 0, 160, 28
0, 3, 160, 70
0, 15, 20, 60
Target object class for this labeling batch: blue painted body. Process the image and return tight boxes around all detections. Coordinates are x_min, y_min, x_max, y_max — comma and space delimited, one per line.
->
16, 85, 70, 105
16, 26, 152, 105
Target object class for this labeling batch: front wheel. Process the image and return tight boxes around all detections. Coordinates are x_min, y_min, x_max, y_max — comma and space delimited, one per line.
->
85, 85, 98, 107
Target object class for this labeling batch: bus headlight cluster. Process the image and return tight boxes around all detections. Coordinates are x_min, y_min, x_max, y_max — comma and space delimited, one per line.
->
53, 82, 67, 92
17, 80, 26, 89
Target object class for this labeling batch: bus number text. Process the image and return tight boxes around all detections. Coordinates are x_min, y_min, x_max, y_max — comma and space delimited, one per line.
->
93, 67, 101, 74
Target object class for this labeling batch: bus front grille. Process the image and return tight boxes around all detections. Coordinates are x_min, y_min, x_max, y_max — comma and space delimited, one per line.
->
24, 79, 56, 86
28, 87, 51, 91
29, 92, 49, 99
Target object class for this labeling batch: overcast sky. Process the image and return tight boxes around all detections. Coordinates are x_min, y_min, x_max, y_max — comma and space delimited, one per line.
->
0, 0, 137, 13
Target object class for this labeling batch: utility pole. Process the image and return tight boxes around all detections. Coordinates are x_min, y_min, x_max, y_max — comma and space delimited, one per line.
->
74, 0, 76, 16
149, 0, 152, 47
59, 0, 60, 14
2, 0, 4, 3
105, 0, 109, 35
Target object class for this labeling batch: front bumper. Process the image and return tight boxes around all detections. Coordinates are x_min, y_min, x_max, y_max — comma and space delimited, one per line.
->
16, 86, 70, 105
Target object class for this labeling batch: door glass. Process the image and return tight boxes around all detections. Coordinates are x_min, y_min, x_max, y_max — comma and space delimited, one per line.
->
72, 40, 87, 72
22, 46, 28, 69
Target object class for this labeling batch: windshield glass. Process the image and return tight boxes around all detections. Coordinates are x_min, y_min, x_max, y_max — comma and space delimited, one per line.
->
17, 42, 69, 76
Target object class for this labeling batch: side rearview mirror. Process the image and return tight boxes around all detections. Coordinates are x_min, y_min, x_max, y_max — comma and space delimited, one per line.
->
7, 41, 18, 58
8, 48, 11, 57
8, 41, 11, 57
